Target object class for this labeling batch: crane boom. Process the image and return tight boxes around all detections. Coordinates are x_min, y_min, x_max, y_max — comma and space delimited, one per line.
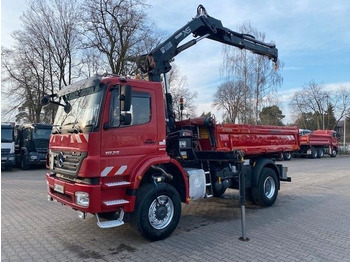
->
137, 5, 278, 82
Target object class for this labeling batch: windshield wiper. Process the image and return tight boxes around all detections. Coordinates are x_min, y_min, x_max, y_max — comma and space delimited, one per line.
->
52, 126, 61, 134
66, 122, 83, 134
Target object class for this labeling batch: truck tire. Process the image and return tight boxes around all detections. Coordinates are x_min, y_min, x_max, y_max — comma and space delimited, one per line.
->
310, 148, 318, 159
212, 178, 227, 197
21, 156, 30, 170
131, 183, 181, 241
330, 148, 337, 157
317, 148, 324, 158
251, 168, 278, 207
283, 152, 292, 161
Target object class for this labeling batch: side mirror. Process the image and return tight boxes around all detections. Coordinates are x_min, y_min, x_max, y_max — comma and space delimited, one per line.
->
120, 85, 131, 111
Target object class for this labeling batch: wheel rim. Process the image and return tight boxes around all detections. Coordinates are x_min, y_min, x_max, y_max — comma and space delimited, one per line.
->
148, 195, 174, 230
263, 176, 276, 199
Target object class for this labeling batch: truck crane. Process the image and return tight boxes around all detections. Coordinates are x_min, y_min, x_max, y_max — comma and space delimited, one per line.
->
43, 5, 296, 241
137, 4, 278, 132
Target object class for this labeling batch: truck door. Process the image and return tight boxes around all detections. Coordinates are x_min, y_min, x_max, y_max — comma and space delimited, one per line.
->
100, 86, 160, 176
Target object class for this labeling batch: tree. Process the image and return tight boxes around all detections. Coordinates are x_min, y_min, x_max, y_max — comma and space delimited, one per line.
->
290, 81, 330, 130
213, 80, 246, 123
2, 0, 163, 123
332, 86, 350, 129
324, 104, 337, 130
1, 0, 82, 123
293, 112, 317, 130
220, 22, 282, 124
290, 81, 350, 130
81, 0, 158, 76
168, 64, 197, 120
259, 106, 285, 126
200, 112, 212, 118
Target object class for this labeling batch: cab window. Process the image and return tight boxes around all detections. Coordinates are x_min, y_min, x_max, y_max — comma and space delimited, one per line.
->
109, 88, 151, 127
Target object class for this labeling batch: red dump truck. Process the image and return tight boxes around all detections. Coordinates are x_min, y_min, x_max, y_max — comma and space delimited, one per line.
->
42, 5, 294, 240
295, 129, 339, 158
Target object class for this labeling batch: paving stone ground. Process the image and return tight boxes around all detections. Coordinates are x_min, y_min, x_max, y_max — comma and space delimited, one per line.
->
2, 156, 350, 261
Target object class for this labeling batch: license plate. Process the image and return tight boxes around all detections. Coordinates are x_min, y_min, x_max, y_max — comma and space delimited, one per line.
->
54, 184, 64, 194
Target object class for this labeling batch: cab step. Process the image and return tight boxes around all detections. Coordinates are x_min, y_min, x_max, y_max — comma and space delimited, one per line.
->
105, 181, 131, 187
204, 171, 213, 198
103, 199, 129, 206
95, 209, 125, 229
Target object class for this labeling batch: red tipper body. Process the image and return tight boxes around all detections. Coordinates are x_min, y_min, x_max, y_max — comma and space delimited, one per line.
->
300, 130, 338, 148
176, 117, 300, 157
297, 129, 339, 157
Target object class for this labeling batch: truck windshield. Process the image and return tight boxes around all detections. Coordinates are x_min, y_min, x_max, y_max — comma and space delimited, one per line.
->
1, 128, 14, 142
54, 84, 105, 132
33, 128, 52, 139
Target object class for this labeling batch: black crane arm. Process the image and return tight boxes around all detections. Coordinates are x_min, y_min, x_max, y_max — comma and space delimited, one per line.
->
137, 5, 278, 82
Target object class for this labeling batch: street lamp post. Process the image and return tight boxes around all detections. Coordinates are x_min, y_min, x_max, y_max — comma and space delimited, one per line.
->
344, 117, 347, 148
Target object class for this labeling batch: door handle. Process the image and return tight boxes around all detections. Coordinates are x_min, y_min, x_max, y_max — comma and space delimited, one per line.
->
144, 139, 156, 144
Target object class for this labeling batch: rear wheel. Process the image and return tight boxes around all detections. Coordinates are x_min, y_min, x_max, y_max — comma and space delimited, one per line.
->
317, 148, 324, 158
251, 168, 278, 207
131, 183, 181, 241
310, 148, 318, 159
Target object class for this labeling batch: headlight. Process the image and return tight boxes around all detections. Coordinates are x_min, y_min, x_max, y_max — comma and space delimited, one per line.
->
8, 156, 15, 161
75, 191, 89, 207
30, 155, 38, 160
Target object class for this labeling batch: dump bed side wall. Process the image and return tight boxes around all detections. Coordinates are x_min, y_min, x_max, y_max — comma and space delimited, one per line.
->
215, 124, 300, 156
299, 130, 337, 147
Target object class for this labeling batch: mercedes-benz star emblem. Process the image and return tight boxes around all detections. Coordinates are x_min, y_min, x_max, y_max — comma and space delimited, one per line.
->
58, 152, 65, 168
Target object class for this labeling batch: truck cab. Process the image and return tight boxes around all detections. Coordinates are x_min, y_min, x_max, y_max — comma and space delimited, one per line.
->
1, 122, 16, 171
46, 75, 170, 209
15, 123, 53, 169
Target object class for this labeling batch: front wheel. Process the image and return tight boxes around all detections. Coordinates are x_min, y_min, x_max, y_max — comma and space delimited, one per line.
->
251, 168, 278, 207
283, 152, 292, 161
131, 183, 181, 241
330, 148, 337, 157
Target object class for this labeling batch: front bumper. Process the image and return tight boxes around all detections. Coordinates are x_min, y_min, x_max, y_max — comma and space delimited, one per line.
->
46, 173, 102, 213
1, 154, 15, 166
27, 153, 47, 165
46, 173, 134, 214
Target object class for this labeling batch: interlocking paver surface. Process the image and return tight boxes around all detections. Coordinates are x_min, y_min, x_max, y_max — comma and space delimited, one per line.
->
2, 156, 350, 261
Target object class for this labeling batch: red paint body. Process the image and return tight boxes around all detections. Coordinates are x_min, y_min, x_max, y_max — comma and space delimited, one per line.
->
46, 77, 297, 217
297, 129, 339, 157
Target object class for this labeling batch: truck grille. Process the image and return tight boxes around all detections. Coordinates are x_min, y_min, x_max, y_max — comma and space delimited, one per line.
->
51, 150, 87, 177
1, 148, 10, 155
36, 147, 48, 154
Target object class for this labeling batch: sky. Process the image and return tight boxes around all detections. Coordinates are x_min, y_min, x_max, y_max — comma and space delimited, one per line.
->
1, 0, 350, 123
